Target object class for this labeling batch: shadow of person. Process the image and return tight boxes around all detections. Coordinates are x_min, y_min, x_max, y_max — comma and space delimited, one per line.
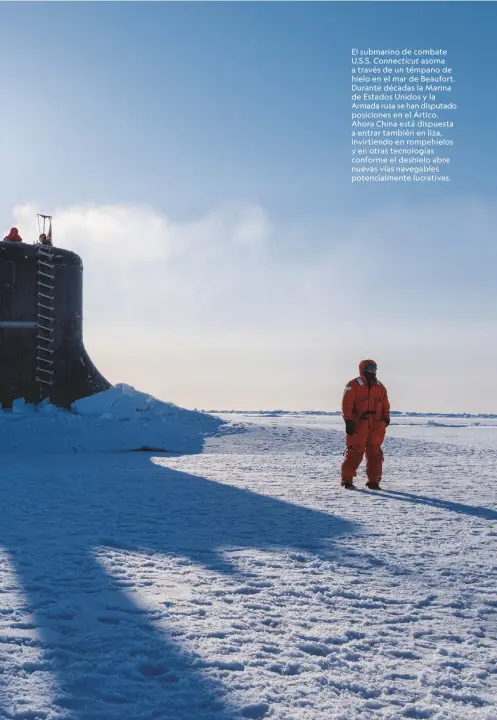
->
377, 489, 497, 522
0, 453, 357, 719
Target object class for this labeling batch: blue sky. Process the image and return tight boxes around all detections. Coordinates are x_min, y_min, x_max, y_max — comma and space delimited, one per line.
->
1, 2, 496, 412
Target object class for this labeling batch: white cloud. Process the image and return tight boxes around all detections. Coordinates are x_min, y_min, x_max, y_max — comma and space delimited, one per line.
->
12, 201, 273, 323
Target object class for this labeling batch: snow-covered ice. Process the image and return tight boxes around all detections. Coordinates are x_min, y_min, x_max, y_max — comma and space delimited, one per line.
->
0, 402, 496, 719
0, 384, 222, 454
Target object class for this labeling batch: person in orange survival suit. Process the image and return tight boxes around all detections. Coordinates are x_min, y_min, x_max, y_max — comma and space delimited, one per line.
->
341, 359, 390, 490
3, 227, 23, 243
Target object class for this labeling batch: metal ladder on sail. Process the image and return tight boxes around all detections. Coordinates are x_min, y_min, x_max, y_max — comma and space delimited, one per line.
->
35, 215, 55, 396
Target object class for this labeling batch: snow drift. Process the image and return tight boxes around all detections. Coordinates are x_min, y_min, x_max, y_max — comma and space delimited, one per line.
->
0, 384, 223, 453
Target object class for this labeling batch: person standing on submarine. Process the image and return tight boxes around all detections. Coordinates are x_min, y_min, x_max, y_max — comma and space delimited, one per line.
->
341, 359, 390, 490
3, 227, 23, 243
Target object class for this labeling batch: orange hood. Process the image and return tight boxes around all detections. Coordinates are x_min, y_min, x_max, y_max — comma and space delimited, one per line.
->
359, 359, 376, 379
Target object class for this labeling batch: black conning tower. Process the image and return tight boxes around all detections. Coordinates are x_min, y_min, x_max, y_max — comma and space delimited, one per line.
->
0, 240, 110, 408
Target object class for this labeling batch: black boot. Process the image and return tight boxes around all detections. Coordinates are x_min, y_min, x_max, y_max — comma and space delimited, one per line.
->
366, 480, 381, 490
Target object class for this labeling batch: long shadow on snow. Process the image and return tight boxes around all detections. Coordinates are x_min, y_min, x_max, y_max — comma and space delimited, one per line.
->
378, 489, 497, 521
0, 454, 356, 719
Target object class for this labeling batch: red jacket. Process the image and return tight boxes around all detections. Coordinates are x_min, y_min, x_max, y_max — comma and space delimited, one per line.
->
4, 228, 23, 243
342, 359, 390, 424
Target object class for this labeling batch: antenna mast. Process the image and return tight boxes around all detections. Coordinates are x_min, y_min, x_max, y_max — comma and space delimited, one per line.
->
37, 214, 52, 245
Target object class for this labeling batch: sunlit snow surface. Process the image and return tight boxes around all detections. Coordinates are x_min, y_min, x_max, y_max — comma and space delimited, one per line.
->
0, 405, 496, 719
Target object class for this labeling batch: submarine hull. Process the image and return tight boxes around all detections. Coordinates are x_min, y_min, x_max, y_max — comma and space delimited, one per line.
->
0, 241, 110, 408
